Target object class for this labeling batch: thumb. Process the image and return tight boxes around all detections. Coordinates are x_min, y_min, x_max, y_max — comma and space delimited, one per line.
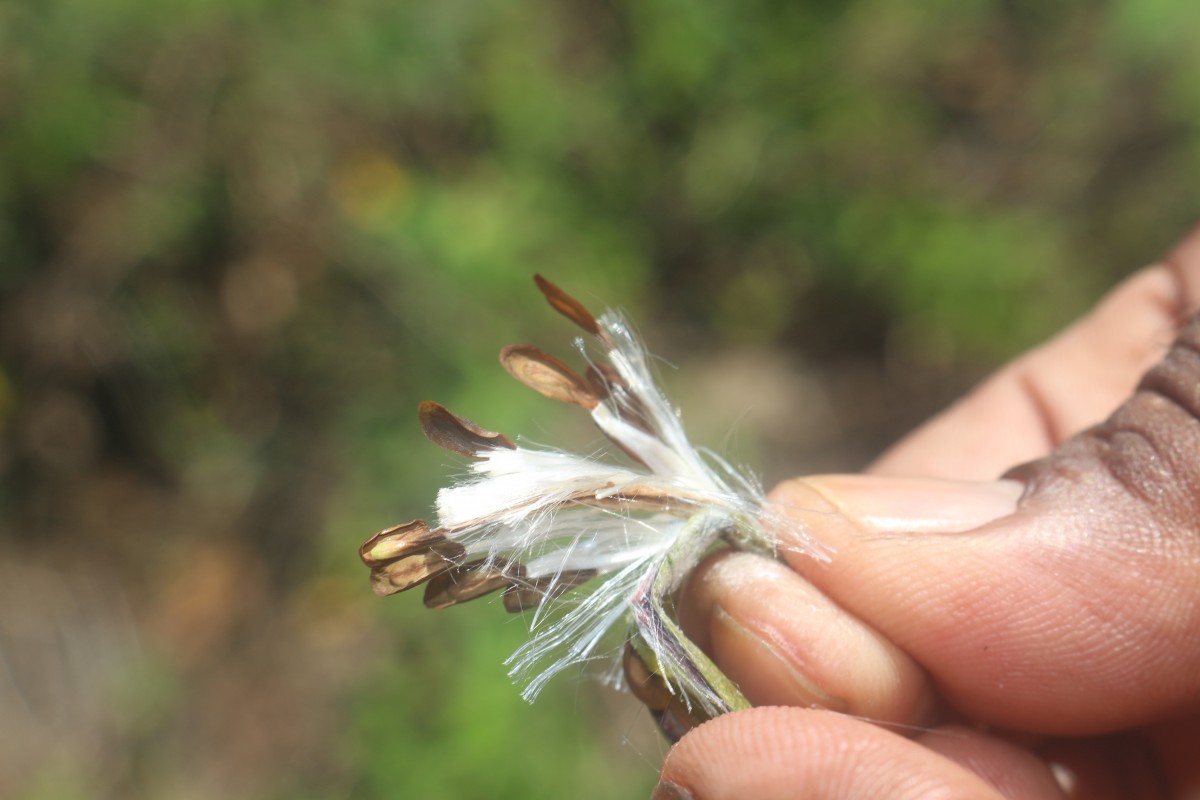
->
773, 316, 1200, 735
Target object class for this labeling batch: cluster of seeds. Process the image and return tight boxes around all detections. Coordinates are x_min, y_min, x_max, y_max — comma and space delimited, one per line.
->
360, 276, 817, 737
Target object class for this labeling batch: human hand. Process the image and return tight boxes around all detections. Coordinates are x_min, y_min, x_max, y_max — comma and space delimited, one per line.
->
655, 224, 1200, 799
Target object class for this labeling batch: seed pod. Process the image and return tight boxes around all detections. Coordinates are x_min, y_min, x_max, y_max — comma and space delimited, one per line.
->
361, 520, 467, 596
654, 695, 706, 743
360, 520, 446, 567
502, 569, 597, 613
499, 345, 599, 410
533, 274, 600, 336
584, 364, 621, 400
423, 559, 525, 609
585, 364, 655, 436
370, 544, 466, 596
418, 401, 515, 457
623, 641, 673, 712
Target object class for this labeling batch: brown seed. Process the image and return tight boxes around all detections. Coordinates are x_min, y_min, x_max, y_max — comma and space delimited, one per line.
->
499, 345, 598, 410
418, 400, 516, 458
369, 544, 467, 596
533, 274, 601, 336
586, 364, 655, 433
502, 568, 598, 613
623, 641, 673, 711
580, 484, 686, 511
359, 520, 446, 567
423, 558, 526, 609
654, 696, 706, 744
584, 364, 621, 400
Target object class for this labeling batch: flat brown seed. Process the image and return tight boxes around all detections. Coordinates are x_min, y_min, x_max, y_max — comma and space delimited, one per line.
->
585, 364, 655, 433
418, 400, 516, 458
502, 586, 542, 613
502, 568, 598, 613
584, 364, 621, 399
654, 696, 705, 744
360, 520, 446, 567
500, 345, 598, 409
623, 642, 673, 711
370, 544, 467, 596
533, 274, 601, 336
423, 558, 525, 609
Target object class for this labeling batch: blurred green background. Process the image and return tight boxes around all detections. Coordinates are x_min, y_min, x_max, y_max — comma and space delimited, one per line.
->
1, 0, 1197, 797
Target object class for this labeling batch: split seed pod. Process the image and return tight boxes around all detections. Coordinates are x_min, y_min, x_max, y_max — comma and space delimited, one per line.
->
362, 275, 822, 736
424, 559, 525, 609
360, 521, 466, 596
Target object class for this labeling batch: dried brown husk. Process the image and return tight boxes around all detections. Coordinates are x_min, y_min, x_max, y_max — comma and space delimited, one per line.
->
361, 519, 468, 596
585, 364, 655, 435
655, 695, 706, 744
418, 400, 516, 458
502, 569, 598, 613
533, 274, 601, 336
584, 364, 621, 401
623, 641, 673, 712
370, 545, 467, 596
423, 558, 525, 609
360, 520, 447, 566
499, 345, 598, 410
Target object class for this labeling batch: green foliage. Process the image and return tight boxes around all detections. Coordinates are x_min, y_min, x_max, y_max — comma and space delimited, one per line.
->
348, 602, 653, 800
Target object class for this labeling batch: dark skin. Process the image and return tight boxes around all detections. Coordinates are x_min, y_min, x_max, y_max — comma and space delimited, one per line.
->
659, 223, 1200, 799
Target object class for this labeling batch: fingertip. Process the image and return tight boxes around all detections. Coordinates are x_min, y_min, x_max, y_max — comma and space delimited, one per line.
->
658, 708, 1009, 800
764, 470, 1200, 733
679, 550, 934, 726
917, 727, 1067, 799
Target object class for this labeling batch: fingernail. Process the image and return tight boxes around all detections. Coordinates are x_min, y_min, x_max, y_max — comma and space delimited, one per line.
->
651, 780, 695, 800
713, 605, 848, 711
802, 476, 1023, 534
